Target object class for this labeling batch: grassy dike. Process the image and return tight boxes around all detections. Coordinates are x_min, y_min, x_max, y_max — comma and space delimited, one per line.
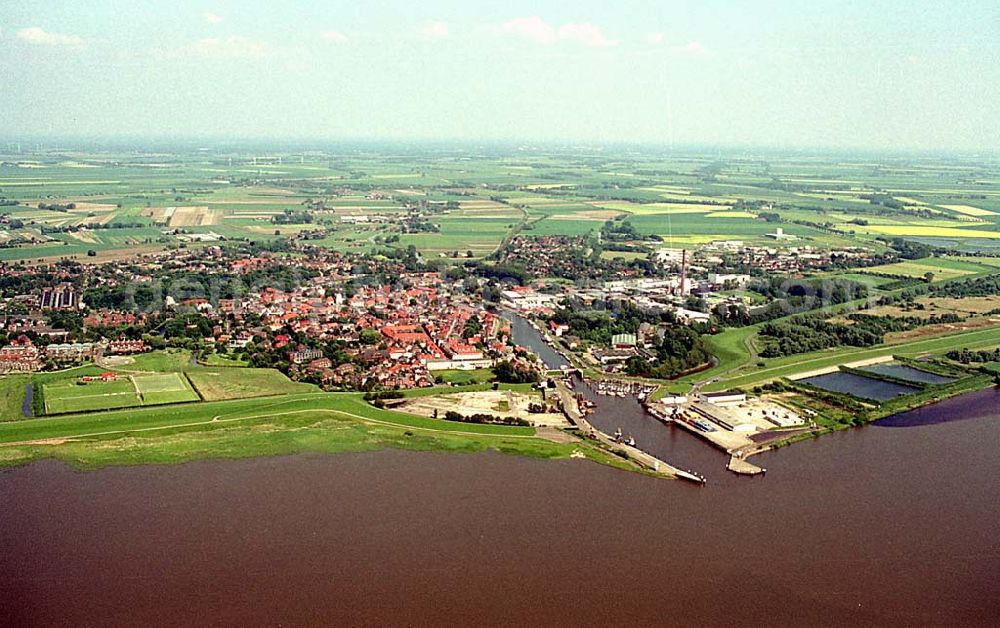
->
707, 325, 1000, 391
0, 391, 637, 474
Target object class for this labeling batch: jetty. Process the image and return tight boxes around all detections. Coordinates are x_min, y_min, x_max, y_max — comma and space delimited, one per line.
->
555, 381, 705, 484
727, 455, 766, 476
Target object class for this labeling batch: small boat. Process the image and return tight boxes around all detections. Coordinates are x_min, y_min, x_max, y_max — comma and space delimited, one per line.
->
626, 436, 636, 447
692, 418, 717, 433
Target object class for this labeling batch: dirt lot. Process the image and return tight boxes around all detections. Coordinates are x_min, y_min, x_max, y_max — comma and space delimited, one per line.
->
548, 209, 624, 221
399, 390, 569, 427
863, 295, 1000, 319
168, 206, 220, 227
730, 397, 805, 429
25, 201, 117, 211
21, 244, 165, 266
886, 316, 1000, 342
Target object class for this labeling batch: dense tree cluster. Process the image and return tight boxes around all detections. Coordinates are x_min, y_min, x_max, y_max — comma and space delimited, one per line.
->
715, 277, 867, 326
758, 311, 961, 357
271, 209, 313, 224
946, 348, 1000, 364
932, 274, 1000, 298
759, 315, 882, 357
624, 326, 710, 379
600, 219, 641, 241
492, 360, 540, 384
443, 410, 531, 427
882, 238, 937, 260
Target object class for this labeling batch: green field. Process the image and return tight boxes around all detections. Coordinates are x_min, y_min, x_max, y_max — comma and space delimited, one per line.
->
134, 373, 201, 405
0, 392, 634, 475
43, 378, 139, 414
125, 349, 194, 372
41, 372, 199, 415
859, 257, 992, 281
186, 368, 317, 401
200, 353, 250, 367
0, 375, 30, 420
435, 369, 495, 385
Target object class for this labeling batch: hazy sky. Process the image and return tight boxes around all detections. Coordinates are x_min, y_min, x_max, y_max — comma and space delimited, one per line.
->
2, 1, 998, 150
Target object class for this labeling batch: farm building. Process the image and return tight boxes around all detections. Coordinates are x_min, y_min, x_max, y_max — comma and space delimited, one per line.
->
81, 372, 118, 383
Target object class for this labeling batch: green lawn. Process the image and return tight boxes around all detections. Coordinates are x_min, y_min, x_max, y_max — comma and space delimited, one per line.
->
133, 372, 200, 405
435, 369, 495, 385
200, 353, 249, 367
0, 375, 30, 420
186, 368, 317, 401
126, 349, 193, 372
697, 327, 755, 378
43, 378, 140, 414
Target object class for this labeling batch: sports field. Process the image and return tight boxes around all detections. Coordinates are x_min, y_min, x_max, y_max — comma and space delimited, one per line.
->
42, 372, 199, 415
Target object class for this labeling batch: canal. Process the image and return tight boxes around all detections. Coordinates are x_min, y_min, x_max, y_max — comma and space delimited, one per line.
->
501, 309, 570, 370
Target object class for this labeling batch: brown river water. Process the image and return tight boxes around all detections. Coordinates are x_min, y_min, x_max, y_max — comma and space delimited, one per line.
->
2, 388, 1000, 627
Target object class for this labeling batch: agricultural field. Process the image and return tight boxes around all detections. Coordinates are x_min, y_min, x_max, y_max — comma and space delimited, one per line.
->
939, 204, 998, 217
857, 257, 993, 282
4, 147, 1000, 260
863, 295, 1000, 319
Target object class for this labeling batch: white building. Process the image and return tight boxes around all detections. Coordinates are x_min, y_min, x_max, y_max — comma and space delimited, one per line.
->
674, 307, 711, 325
708, 273, 752, 288
654, 248, 685, 265
500, 290, 556, 311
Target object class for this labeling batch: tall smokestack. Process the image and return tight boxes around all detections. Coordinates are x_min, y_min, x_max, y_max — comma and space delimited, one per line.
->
680, 249, 687, 296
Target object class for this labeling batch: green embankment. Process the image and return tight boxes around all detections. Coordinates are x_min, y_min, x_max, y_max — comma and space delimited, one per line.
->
678, 327, 757, 384
0, 392, 634, 474
0, 375, 30, 420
